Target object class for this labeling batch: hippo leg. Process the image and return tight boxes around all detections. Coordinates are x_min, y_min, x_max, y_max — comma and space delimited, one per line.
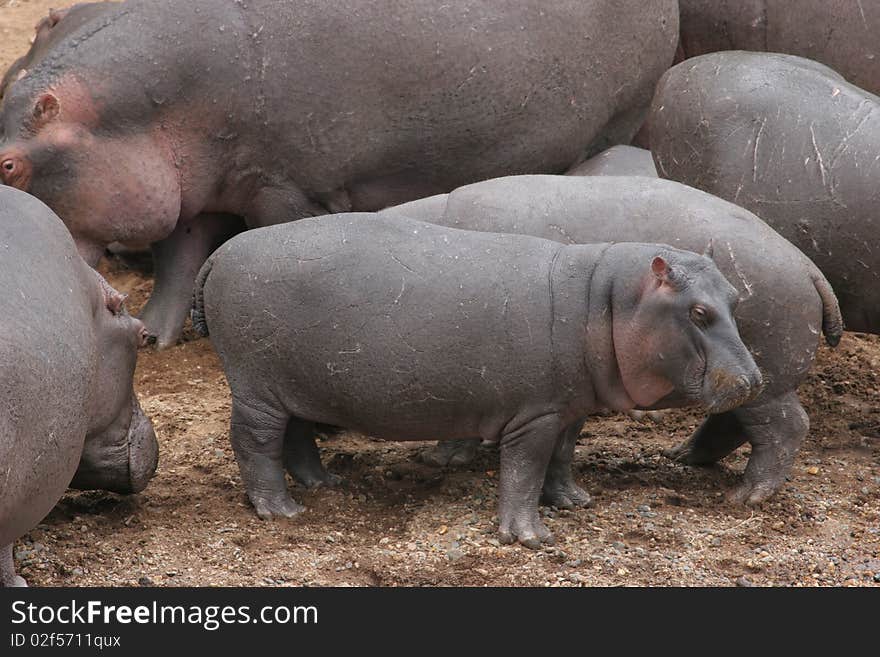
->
497, 414, 560, 549
541, 420, 592, 509
140, 213, 242, 350
664, 392, 808, 505
230, 398, 305, 520
1, 544, 26, 587
282, 417, 341, 489
419, 438, 480, 467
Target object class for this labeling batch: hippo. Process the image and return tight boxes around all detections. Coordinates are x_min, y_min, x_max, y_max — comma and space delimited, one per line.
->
381, 176, 842, 503
676, 1, 880, 95
0, 187, 158, 587
0, 0, 679, 350
566, 145, 658, 178
649, 51, 880, 335
192, 212, 763, 546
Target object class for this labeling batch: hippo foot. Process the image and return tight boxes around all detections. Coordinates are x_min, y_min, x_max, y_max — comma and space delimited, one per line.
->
419, 438, 479, 467
726, 477, 782, 506
498, 513, 555, 550
662, 437, 715, 465
295, 470, 342, 490
140, 302, 185, 351
7, 576, 27, 588
250, 491, 305, 520
627, 409, 666, 424
541, 481, 593, 510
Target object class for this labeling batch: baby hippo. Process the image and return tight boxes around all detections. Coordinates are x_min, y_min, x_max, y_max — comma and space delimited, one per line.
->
0, 187, 157, 587
193, 214, 761, 547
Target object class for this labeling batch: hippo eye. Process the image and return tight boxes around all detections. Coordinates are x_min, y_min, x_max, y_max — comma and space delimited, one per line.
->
690, 305, 710, 327
2, 160, 13, 172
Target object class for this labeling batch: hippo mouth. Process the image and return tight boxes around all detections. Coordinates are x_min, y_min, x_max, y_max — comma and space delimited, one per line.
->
70, 396, 158, 494
701, 367, 762, 415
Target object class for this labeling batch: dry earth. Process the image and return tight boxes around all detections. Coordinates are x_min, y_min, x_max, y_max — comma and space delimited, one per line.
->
2, 0, 879, 587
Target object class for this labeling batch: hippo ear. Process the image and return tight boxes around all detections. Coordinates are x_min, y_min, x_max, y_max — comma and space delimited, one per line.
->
31, 93, 60, 130
95, 270, 127, 316
651, 255, 676, 288
702, 239, 715, 260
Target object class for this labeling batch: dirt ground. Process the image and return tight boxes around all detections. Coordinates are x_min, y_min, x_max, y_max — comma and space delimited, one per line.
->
3, 0, 879, 587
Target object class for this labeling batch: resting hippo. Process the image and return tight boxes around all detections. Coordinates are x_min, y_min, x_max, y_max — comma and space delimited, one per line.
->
382, 176, 842, 503
650, 52, 880, 334
0, 187, 158, 587
677, 0, 880, 95
566, 146, 658, 178
193, 213, 761, 546
0, 0, 678, 349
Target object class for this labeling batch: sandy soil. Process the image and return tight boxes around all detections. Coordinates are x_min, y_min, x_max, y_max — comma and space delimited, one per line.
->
2, 0, 879, 587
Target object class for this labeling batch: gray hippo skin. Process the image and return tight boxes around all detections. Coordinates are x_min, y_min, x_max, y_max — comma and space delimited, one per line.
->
0, 3, 112, 102
677, 0, 880, 95
0, 187, 158, 587
0, 0, 678, 349
383, 175, 842, 503
650, 51, 880, 335
193, 214, 762, 546
566, 146, 658, 178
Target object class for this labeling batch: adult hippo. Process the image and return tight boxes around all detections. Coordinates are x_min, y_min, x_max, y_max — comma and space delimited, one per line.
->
193, 213, 762, 546
381, 175, 842, 504
0, 0, 678, 349
649, 51, 880, 334
676, 1, 880, 95
0, 187, 158, 587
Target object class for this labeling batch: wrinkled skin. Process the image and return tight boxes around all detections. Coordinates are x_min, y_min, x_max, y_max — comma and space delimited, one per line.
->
567, 145, 658, 178
0, 187, 157, 587
382, 176, 842, 503
194, 213, 761, 547
0, 0, 678, 350
677, 0, 880, 95
650, 52, 880, 335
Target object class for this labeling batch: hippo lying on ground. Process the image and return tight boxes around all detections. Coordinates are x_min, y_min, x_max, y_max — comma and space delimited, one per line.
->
650, 52, 880, 335
566, 146, 658, 178
0, 0, 678, 349
381, 176, 842, 503
0, 187, 158, 587
676, 0, 880, 95
193, 213, 762, 546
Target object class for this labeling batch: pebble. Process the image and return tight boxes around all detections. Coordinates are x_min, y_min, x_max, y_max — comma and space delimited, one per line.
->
874, 573, 880, 583
138, 576, 154, 586
447, 548, 464, 562
735, 576, 753, 587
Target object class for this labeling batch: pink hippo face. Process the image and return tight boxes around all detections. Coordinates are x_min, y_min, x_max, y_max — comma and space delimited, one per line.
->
0, 74, 182, 266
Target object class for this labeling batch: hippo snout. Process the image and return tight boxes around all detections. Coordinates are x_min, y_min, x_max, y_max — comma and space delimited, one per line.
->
703, 366, 764, 415
69, 396, 158, 494
126, 398, 158, 493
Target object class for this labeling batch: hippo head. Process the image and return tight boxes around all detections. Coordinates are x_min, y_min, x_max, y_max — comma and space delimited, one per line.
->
69, 273, 158, 494
0, 73, 182, 266
612, 244, 763, 414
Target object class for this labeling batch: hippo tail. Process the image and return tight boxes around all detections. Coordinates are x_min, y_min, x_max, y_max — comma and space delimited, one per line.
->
191, 255, 215, 338
811, 271, 843, 347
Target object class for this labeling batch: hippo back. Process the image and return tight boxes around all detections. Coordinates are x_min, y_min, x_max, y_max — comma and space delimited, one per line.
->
0, 187, 94, 545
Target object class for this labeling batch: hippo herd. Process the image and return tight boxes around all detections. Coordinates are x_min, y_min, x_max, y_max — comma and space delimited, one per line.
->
0, 0, 876, 586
